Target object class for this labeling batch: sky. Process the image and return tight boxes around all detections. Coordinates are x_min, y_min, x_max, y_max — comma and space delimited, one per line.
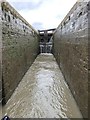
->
7, 0, 77, 30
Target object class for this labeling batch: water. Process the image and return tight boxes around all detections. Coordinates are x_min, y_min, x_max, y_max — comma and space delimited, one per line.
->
2, 53, 82, 118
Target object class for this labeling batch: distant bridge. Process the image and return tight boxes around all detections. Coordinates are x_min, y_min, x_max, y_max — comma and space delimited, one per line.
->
38, 28, 56, 42
38, 29, 56, 53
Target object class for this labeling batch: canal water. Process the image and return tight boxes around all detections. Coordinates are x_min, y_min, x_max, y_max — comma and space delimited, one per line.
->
3, 53, 82, 118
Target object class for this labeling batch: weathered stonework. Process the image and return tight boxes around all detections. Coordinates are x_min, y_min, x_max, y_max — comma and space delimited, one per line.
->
1, 1, 39, 103
53, 0, 88, 118
0, 1, 2, 105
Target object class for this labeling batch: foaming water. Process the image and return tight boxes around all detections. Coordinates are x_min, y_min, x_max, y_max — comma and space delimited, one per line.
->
3, 53, 82, 118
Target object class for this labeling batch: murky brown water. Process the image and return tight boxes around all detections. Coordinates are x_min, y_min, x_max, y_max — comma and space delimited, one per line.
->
2, 53, 82, 118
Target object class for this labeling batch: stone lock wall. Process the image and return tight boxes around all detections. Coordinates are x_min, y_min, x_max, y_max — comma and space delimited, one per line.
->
1, 1, 39, 103
53, 0, 88, 118
0, 2, 2, 105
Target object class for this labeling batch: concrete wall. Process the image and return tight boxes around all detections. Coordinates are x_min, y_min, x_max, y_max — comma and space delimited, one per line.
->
53, 0, 88, 118
1, 2, 39, 103
0, 2, 2, 105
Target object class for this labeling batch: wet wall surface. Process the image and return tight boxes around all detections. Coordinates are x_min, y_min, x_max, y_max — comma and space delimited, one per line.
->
1, 2, 39, 103
0, 2, 2, 119
3, 54, 82, 118
53, 0, 88, 118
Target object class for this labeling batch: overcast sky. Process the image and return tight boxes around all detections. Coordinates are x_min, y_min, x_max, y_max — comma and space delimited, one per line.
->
7, 0, 77, 30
